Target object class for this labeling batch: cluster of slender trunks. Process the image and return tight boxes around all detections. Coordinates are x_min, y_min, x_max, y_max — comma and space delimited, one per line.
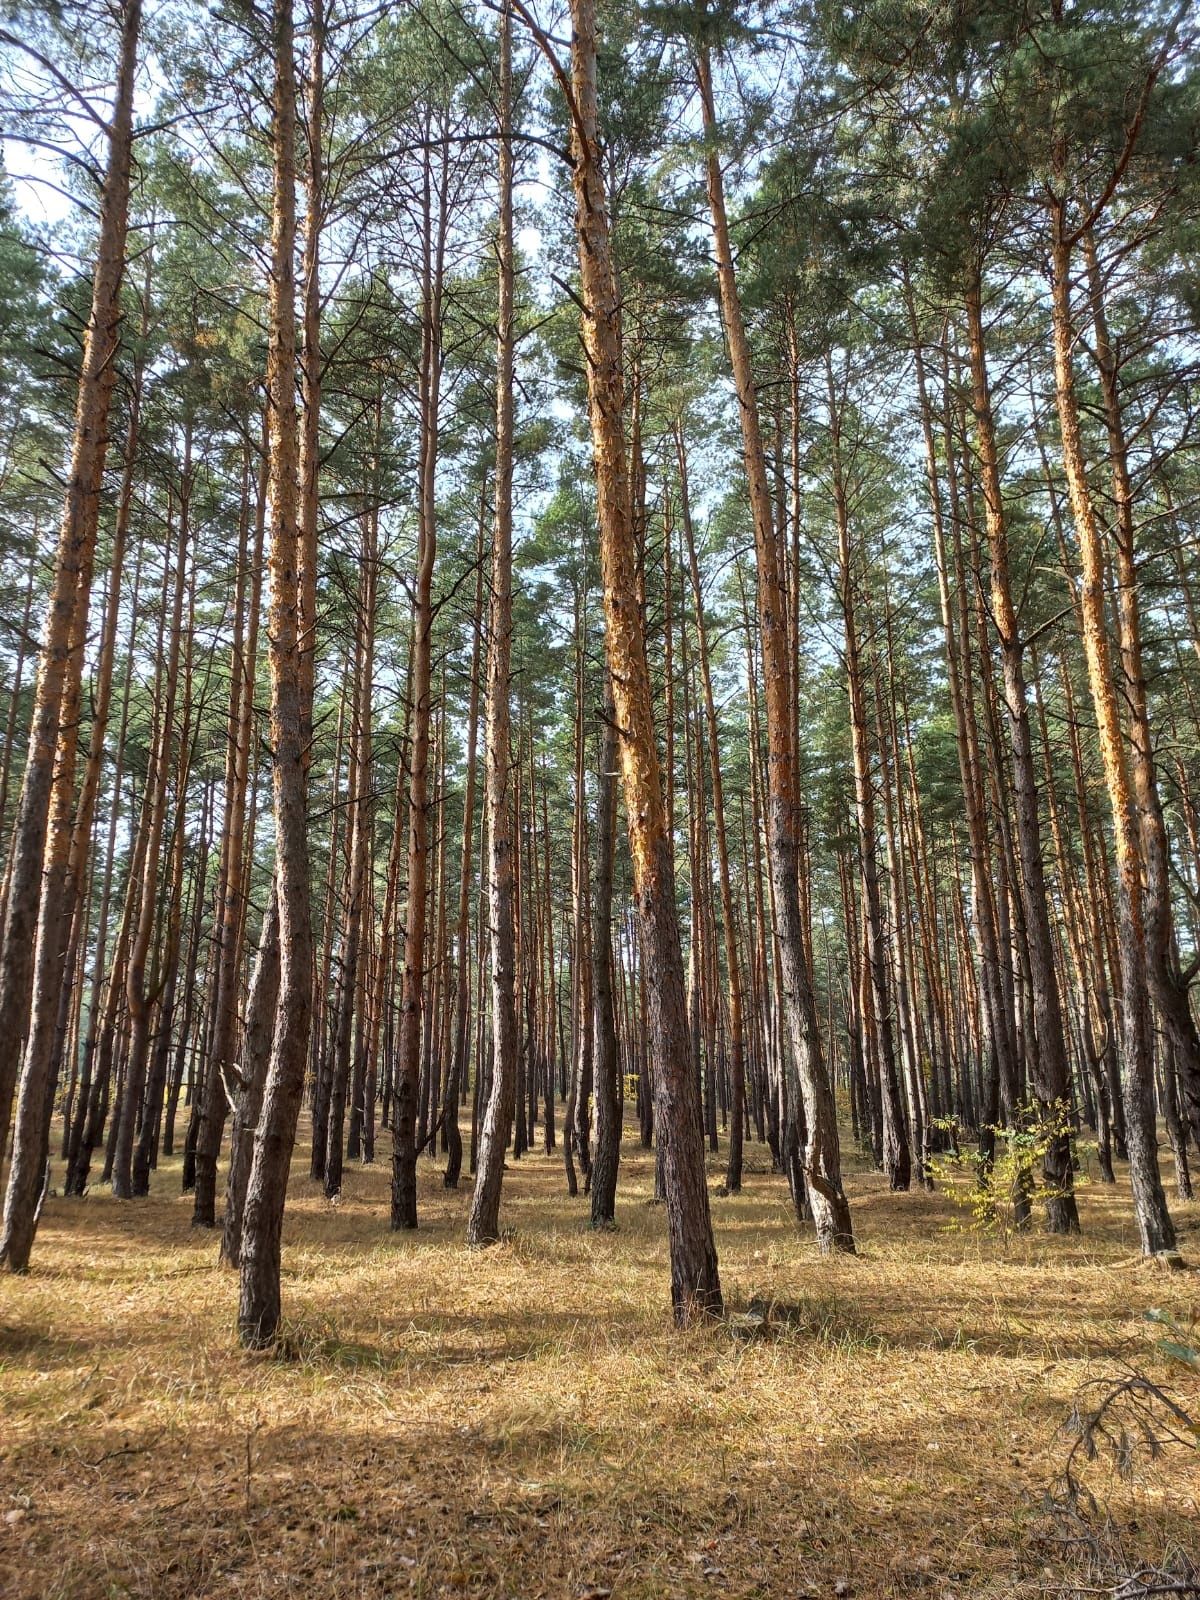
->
0, 0, 1196, 1349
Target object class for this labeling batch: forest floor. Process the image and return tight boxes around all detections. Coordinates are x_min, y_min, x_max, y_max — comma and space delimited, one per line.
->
1, 1120, 1198, 1600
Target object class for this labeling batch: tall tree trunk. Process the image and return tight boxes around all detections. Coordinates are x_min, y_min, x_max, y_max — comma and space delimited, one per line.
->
468, 6, 519, 1244
904, 277, 1015, 1164
0, 0, 141, 1197
1047, 212, 1173, 1254
63, 559, 142, 1199
1, 240, 149, 1255
112, 442, 190, 1199
567, 0, 722, 1320
443, 508, 485, 1187
1083, 227, 1200, 1156
390, 118, 446, 1232
310, 667, 351, 1182
132, 574, 195, 1193
237, 0, 315, 1347
696, 44, 851, 1251
590, 686, 620, 1226
564, 586, 591, 1198
194, 423, 267, 1225
55, 252, 151, 1167
326, 513, 376, 1196
964, 269, 1078, 1233
828, 362, 910, 1191
676, 423, 746, 1194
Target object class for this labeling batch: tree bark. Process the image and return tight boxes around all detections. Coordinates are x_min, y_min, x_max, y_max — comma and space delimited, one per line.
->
237, 0, 315, 1347
676, 422, 746, 1194
1082, 227, 1200, 1157
1047, 212, 1173, 1254
590, 685, 620, 1227
112, 440, 190, 1200
964, 269, 1078, 1233
566, 0, 722, 1319
443, 507, 485, 1187
467, 1, 519, 1245
325, 512, 375, 1196
390, 111, 447, 1232
697, 44, 851, 1251
827, 360, 910, 1191
221, 888, 281, 1268
193, 422, 267, 1225
0, 0, 141, 1200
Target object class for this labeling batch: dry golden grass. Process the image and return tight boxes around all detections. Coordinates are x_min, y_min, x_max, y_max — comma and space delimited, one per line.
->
1, 1120, 1197, 1599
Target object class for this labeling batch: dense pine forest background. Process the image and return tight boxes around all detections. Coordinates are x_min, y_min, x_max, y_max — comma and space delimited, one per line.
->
0, 1, 1198, 1595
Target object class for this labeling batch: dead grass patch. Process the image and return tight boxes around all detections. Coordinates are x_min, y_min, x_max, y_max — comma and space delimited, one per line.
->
1, 1122, 1197, 1598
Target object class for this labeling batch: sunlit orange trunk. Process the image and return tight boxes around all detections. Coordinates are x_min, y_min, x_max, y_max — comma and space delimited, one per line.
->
0, 0, 141, 1213
1048, 213, 1173, 1255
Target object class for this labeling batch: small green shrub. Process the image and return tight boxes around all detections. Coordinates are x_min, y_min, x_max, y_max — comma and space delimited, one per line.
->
929, 1099, 1085, 1237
